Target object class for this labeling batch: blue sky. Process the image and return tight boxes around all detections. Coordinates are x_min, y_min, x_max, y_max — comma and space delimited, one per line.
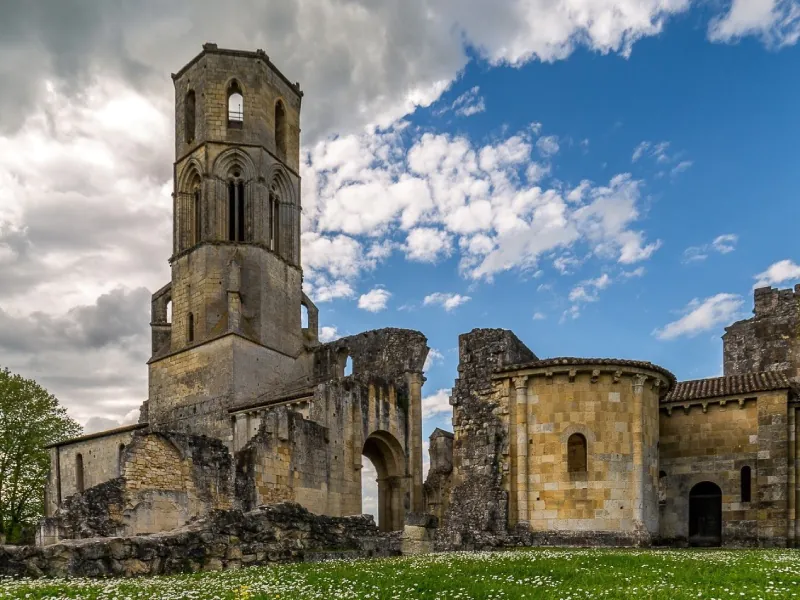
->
1, 0, 800, 517
304, 15, 800, 442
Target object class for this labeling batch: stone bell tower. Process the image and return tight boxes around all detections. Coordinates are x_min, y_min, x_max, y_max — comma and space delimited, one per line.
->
146, 44, 318, 440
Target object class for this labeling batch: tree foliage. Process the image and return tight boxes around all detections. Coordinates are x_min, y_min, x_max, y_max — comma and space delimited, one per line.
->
0, 366, 81, 543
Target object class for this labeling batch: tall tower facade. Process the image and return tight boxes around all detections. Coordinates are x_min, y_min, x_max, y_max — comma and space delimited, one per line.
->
147, 44, 317, 439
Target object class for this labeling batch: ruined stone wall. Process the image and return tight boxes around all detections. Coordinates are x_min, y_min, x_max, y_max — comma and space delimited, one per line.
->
5, 503, 397, 578
234, 373, 417, 526
435, 329, 536, 548
723, 285, 800, 384
659, 392, 788, 546
41, 432, 234, 545
504, 367, 667, 545
424, 429, 453, 523
46, 427, 144, 514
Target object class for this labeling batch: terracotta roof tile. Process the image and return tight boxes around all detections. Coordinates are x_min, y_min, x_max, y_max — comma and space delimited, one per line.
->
495, 357, 676, 387
664, 371, 792, 403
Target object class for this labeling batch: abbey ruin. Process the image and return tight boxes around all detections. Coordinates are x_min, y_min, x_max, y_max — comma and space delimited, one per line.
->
4, 44, 800, 577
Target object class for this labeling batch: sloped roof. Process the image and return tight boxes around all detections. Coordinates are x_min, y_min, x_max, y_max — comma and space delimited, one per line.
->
664, 371, 792, 402
495, 357, 676, 387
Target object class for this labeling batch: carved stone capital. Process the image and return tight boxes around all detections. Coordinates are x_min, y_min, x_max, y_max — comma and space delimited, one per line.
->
632, 373, 648, 394
512, 376, 528, 390
591, 369, 600, 383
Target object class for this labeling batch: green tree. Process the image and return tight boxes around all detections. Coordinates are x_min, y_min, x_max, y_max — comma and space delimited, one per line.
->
0, 366, 81, 543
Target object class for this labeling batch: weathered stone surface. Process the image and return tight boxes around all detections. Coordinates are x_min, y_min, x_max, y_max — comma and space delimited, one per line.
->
4, 503, 398, 578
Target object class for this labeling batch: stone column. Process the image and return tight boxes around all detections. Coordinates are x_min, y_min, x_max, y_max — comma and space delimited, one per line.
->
513, 376, 529, 526
631, 374, 648, 528
407, 372, 424, 513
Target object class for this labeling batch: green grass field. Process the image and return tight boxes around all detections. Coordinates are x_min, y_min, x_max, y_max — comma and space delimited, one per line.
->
2, 548, 798, 599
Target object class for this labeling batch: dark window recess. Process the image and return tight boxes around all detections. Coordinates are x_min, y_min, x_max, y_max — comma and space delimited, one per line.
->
741, 466, 752, 502
567, 433, 587, 473
185, 90, 196, 143
188, 312, 195, 343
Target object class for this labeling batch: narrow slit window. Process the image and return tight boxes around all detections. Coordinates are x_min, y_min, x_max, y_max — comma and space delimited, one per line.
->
188, 312, 195, 343
275, 100, 287, 155
193, 188, 201, 244
567, 433, 587, 473
76, 453, 85, 494
228, 182, 236, 241
185, 90, 196, 143
741, 465, 752, 502
237, 181, 245, 241
269, 185, 280, 254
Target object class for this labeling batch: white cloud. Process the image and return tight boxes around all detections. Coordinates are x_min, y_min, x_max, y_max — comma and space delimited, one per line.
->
319, 326, 340, 343
358, 287, 391, 312
670, 160, 693, 176
621, 266, 646, 278
421, 389, 452, 419
446, 86, 486, 117
568, 273, 612, 304
536, 135, 560, 157
708, 0, 800, 47
424, 348, 445, 371
532, 312, 546, 320
423, 292, 472, 311
405, 228, 454, 263
654, 293, 745, 340
753, 259, 800, 288
683, 233, 739, 263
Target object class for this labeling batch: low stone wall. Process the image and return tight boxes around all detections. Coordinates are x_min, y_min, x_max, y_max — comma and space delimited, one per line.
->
1, 503, 399, 578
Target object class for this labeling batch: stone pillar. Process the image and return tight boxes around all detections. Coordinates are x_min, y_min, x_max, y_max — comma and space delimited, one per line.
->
407, 371, 424, 513
631, 374, 647, 527
513, 376, 529, 526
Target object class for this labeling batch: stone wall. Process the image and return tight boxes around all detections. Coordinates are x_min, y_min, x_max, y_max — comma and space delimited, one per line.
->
424, 429, 454, 523
659, 391, 789, 547
40, 431, 234, 545
435, 329, 536, 549
4, 503, 398, 578
724, 285, 800, 384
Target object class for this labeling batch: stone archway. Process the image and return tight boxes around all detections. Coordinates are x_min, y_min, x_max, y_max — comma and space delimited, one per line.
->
362, 430, 406, 532
689, 481, 722, 547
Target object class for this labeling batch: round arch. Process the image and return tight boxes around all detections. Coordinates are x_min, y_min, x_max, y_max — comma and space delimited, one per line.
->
689, 481, 722, 547
362, 430, 406, 532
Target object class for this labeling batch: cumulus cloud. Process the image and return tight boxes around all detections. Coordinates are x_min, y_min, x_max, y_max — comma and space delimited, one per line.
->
423, 348, 445, 372
753, 259, 800, 288
536, 135, 560, 157
358, 287, 391, 312
421, 389, 452, 419
708, 0, 800, 47
653, 293, 745, 340
423, 292, 472, 312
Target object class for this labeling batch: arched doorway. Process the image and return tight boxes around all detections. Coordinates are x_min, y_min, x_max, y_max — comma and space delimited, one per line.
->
362, 431, 406, 532
689, 481, 722, 546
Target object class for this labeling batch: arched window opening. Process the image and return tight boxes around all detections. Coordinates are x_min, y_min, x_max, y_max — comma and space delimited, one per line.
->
118, 444, 126, 477
184, 90, 196, 144
567, 433, 587, 473
166, 300, 173, 324
227, 173, 246, 242
361, 455, 379, 527
269, 182, 280, 254
75, 453, 85, 494
344, 355, 353, 377
275, 100, 287, 155
192, 187, 201, 245
227, 81, 243, 128
741, 466, 752, 503
188, 312, 195, 343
